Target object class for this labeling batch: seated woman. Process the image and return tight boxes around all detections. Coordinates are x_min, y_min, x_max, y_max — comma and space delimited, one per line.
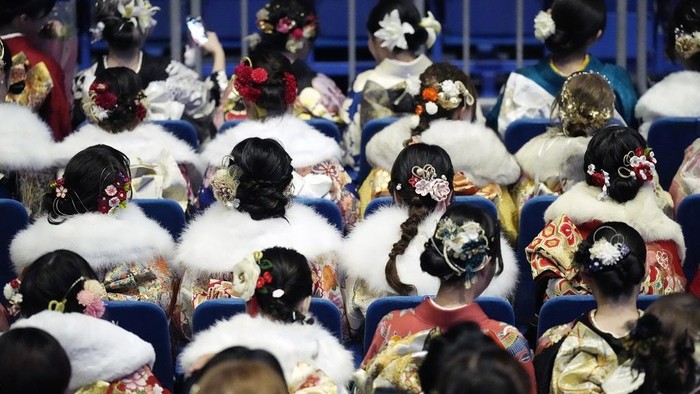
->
73, 0, 227, 141
487, 0, 637, 135
177, 138, 344, 339
512, 71, 614, 210
200, 49, 357, 228
179, 247, 354, 393
635, 0, 700, 137
6, 249, 168, 393
362, 62, 519, 237
9, 145, 178, 315
535, 222, 646, 394
57, 67, 203, 210
343, 0, 441, 166
215, 0, 346, 126
358, 203, 533, 393
341, 143, 518, 335
526, 126, 686, 305
602, 293, 700, 394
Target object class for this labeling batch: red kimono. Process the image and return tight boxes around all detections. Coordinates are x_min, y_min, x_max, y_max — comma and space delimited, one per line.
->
3, 34, 72, 141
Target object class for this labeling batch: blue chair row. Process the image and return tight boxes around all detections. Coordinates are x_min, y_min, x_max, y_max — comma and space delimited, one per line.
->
647, 117, 700, 190
150, 120, 200, 151
357, 117, 399, 186
504, 118, 550, 155
365, 195, 498, 221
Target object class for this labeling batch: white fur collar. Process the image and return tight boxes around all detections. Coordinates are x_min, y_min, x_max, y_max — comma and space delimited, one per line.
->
10, 204, 175, 273
201, 115, 342, 168
515, 129, 589, 183
545, 182, 686, 259
54, 123, 205, 173
176, 203, 342, 275
339, 205, 519, 298
366, 117, 521, 186
11, 311, 155, 390
635, 71, 700, 123
0, 103, 56, 170
179, 314, 354, 387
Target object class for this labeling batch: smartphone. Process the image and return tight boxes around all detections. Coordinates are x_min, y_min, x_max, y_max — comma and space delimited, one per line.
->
186, 16, 209, 46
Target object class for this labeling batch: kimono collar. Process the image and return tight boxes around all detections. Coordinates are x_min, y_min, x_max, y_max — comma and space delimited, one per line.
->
418, 298, 490, 328
375, 54, 433, 79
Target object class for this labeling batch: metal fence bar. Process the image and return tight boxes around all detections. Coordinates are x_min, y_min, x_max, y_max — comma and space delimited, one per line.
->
241, 0, 249, 57
637, 0, 648, 93
462, 0, 470, 73
516, 0, 524, 68
170, 0, 182, 61
190, 0, 202, 74
414, 0, 425, 15
616, 0, 627, 67
349, 0, 357, 84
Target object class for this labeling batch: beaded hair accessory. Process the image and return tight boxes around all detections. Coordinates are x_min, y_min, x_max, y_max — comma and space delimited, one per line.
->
585, 226, 631, 273
431, 218, 490, 289
230, 251, 285, 302
233, 57, 297, 106
47, 276, 107, 318
97, 171, 131, 214
415, 79, 475, 116
3, 279, 22, 316
618, 147, 657, 183
395, 164, 451, 203
534, 11, 556, 42
675, 28, 700, 59
587, 164, 611, 201
557, 72, 613, 135
255, 2, 318, 54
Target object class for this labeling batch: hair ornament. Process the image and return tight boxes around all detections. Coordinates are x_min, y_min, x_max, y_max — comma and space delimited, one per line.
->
432, 218, 490, 289
374, 9, 415, 51
272, 289, 285, 298
587, 164, 610, 200
3, 279, 22, 316
230, 251, 276, 302
233, 58, 297, 106
674, 28, 700, 59
97, 171, 131, 215
409, 164, 451, 202
558, 71, 613, 134
85, 82, 118, 122
255, 2, 318, 54
534, 10, 556, 42
618, 147, 657, 183
212, 155, 242, 209
90, 21, 105, 43
76, 280, 107, 318
418, 80, 474, 116
50, 178, 68, 199
586, 226, 631, 273
419, 11, 442, 48
117, 0, 160, 32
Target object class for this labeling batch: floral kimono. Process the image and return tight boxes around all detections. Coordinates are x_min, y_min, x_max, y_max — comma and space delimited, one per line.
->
12, 311, 168, 393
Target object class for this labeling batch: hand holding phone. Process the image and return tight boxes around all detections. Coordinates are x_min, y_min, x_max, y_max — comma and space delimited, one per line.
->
186, 16, 209, 46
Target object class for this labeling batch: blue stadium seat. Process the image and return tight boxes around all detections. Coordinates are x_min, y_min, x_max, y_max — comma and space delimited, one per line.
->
515, 195, 557, 332
105, 301, 173, 390
647, 117, 700, 190
537, 295, 660, 338
192, 298, 343, 341
150, 120, 200, 150
364, 195, 498, 220
504, 118, 551, 154
132, 199, 186, 241
677, 194, 700, 283
364, 296, 515, 353
0, 199, 28, 297
358, 117, 399, 186
219, 119, 243, 135
295, 197, 343, 233
306, 118, 342, 142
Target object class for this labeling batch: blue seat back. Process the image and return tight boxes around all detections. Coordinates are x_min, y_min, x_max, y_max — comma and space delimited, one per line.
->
647, 117, 700, 190
364, 296, 514, 353
0, 199, 28, 286
192, 298, 343, 341
504, 118, 551, 154
150, 120, 200, 150
219, 119, 244, 135
358, 117, 399, 186
132, 199, 186, 241
515, 195, 557, 332
306, 118, 342, 142
677, 194, 700, 282
105, 301, 173, 390
364, 196, 498, 220
295, 197, 343, 233
537, 295, 660, 338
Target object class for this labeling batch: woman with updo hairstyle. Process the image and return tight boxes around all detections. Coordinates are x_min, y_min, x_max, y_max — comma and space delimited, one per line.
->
9, 145, 178, 317
200, 48, 358, 228
177, 137, 344, 339
57, 67, 204, 210
361, 62, 520, 238
341, 143, 519, 337
526, 126, 686, 306
343, 0, 441, 168
180, 247, 354, 393
512, 71, 615, 210
72, 0, 227, 141
6, 250, 168, 392
357, 203, 532, 393
602, 293, 700, 394
535, 222, 646, 394
487, 0, 637, 135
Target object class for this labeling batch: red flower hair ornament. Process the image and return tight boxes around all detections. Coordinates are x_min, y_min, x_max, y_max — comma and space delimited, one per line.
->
233, 57, 297, 106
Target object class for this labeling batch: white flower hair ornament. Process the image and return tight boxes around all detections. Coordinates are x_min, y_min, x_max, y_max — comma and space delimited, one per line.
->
374, 9, 415, 51
534, 10, 556, 42
415, 80, 475, 117
230, 251, 285, 302
3, 279, 22, 316
675, 28, 700, 59
211, 155, 242, 209
586, 237, 630, 273
587, 163, 611, 201
431, 218, 490, 289
396, 164, 451, 202
419, 11, 442, 49
117, 0, 160, 32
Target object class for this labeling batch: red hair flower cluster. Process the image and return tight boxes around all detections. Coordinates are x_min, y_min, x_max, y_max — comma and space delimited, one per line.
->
234, 62, 264, 103
590, 172, 607, 187
90, 82, 118, 110
256, 271, 273, 289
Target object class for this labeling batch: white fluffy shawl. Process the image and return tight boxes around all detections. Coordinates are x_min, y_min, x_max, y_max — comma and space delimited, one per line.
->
175, 203, 342, 275
201, 115, 342, 168
545, 182, 686, 259
179, 314, 354, 387
339, 205, 519, 298
0, 103, 56, 170
635, 71, 700, 136
10, 204, 175, 274
515, 129, 589, 184
11, 311, 155, 391
366, 117, 521, 187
